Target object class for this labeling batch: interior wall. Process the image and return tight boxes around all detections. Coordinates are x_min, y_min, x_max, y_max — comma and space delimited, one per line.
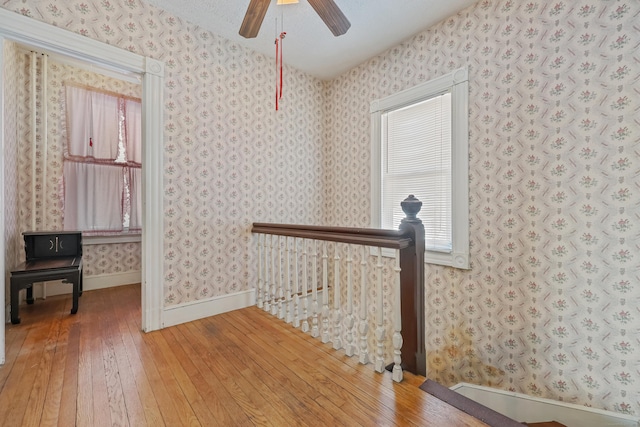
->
0, 0, 325, 307
323, 0, 639, 416
14, 52, 142, 278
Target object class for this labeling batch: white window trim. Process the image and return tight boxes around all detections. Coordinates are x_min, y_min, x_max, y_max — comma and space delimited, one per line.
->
370, 67, 470, 269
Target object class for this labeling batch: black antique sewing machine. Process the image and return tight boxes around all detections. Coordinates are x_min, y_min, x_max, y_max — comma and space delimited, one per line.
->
10, 231, 83, 324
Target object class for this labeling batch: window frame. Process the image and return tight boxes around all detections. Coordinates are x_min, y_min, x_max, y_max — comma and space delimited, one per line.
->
370, 67, 470, 269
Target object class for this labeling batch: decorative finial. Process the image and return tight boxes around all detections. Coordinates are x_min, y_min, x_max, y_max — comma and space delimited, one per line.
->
401, 195, 422, 221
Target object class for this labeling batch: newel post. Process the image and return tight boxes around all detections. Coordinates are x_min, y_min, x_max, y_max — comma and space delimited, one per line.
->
398, 194, 426, 376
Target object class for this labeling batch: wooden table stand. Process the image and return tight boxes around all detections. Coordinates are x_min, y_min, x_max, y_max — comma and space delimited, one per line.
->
10, 257, 83, 324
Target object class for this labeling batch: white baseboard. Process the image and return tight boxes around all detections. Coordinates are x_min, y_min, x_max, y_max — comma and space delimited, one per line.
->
84, 271, 141, 291
162, 289, 256, 328
30, 270, 141, 299
450, 383, 640, 427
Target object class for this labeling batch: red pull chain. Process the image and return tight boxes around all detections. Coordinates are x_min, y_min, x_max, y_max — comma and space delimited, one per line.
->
275, 31, 286, 111
279, 31, 285, 100
275, 36, 279, 110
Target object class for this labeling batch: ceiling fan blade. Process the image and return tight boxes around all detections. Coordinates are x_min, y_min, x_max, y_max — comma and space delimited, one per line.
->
239, 0, 271, 38
307, 0, 351, 37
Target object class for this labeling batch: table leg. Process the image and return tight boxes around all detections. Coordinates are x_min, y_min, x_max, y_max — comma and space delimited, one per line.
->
71, 276, 79, 315
26, 285, 35, 304
79, 267, 83, 296
10, 280, 21, 324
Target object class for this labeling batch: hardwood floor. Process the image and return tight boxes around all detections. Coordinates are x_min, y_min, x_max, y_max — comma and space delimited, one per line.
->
1, 284, 489, 426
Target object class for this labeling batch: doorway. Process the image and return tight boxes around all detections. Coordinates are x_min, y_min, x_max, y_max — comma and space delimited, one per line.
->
0, 8, 165, 363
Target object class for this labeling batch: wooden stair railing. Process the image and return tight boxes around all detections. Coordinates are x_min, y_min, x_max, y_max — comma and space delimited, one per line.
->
252, 195, 426, 381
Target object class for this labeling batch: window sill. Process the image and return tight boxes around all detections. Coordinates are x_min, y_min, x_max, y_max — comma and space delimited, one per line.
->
373, 246, 470, 270
83, 232, 141, 245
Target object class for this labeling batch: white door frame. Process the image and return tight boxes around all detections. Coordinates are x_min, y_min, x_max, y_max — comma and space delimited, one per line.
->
0, 8, 165, 362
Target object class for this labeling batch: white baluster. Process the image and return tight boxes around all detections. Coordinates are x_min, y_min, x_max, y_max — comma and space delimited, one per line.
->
333, 244, 342, 350
311, 240, 319, 338
271, 235, 279, 316
285, 237, 292, 323
301, 239, 310, 333
278, 236, 285, 319
392, 249, 403, 382
257, 234, 264, 309
321, 241, 330, 343
265, 234, 272, 311
345, 244, 355, 356
374, 247, 385, 373
358, 245, 370, 365
267, 234, 275, 314
293, 238, 300, 328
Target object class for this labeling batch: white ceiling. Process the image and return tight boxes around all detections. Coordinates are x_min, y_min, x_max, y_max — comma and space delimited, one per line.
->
145, 0, 477, 80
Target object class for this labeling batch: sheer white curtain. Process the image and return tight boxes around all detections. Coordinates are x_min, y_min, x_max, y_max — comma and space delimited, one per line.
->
63, 84, 141, 233
65, 85, 120, 159
124, 98, 142, 164
128, 167, 142, 230
64, 85, 92, 157
63, 162, 125, 231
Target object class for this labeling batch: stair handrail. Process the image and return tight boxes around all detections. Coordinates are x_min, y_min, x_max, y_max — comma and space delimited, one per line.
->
252, 195, 426, 377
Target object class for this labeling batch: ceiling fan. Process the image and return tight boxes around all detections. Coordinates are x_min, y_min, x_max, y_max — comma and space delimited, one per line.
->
239, 0, 350, 38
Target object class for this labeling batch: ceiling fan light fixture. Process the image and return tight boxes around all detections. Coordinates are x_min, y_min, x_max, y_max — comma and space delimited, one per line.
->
276, 0, 299, 4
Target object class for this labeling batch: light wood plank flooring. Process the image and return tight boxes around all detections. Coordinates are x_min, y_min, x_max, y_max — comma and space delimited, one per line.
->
1, 284, 488, 426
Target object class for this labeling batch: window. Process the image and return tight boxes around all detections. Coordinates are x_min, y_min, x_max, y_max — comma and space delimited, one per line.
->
63, 84, 142, 234
370, 67, 469, 269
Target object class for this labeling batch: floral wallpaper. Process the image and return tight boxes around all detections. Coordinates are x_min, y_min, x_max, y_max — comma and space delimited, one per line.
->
2, 0, 638, 418
12, 51, 142, 277
158, 24, 324, 303
324, 0, 639, 416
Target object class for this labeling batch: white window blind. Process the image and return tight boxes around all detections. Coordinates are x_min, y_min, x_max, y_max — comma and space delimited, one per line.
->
382, 92, 452, 252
